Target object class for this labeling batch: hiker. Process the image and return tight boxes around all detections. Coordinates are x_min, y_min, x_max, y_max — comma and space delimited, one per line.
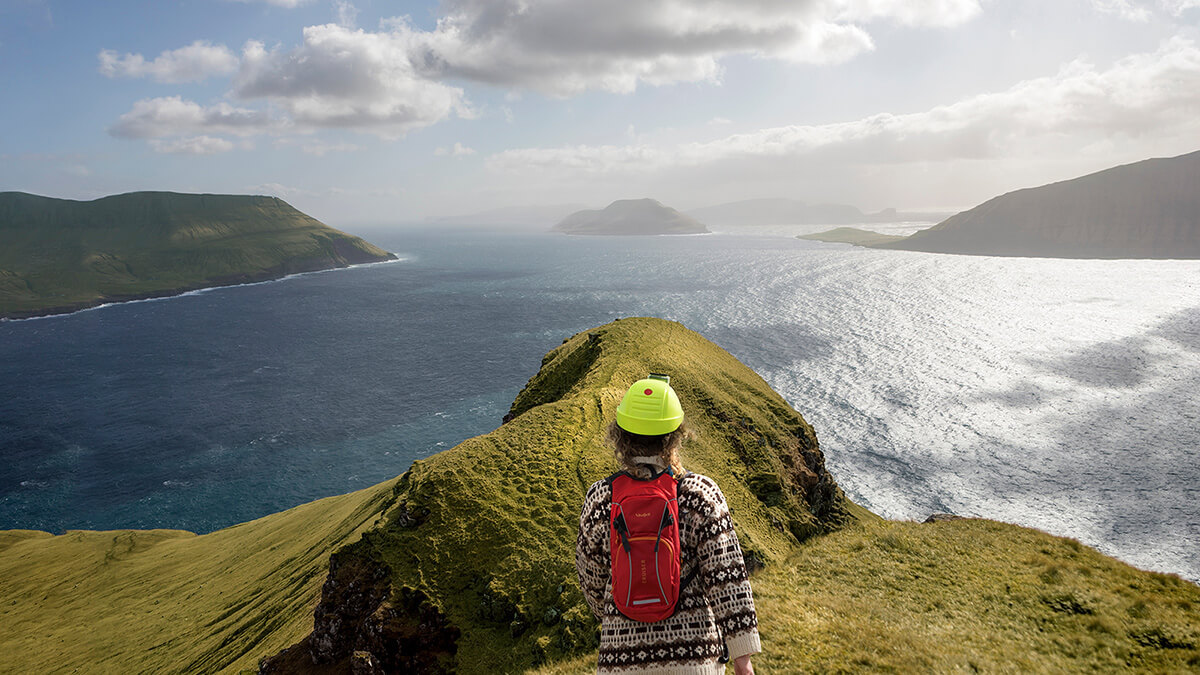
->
576, 374, 761, 674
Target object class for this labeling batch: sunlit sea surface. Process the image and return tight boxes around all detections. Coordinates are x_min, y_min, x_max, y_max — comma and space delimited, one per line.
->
2, 225, 1197, 583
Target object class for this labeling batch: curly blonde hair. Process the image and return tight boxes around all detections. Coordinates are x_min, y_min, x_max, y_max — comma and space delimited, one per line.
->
606, 420, 692, 478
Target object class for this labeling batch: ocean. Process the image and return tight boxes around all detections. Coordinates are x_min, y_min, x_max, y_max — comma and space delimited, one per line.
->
2, 225, 1197, 583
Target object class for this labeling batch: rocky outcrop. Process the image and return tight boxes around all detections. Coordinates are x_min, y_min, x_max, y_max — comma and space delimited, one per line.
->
260, 548, 459, 673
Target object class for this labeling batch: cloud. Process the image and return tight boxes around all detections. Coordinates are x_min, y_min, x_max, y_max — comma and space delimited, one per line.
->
106, 1, 983, 143
274, 138, 362, 155
149, 135, 236, 155
334, 0, 357, 27
98, 41, 238, 83
232, 23, 470, 138
435, 142, 476, 156
109, 96, 279, 138
411, 0, 982, 95
487, 37, 1200, 175
1091, 0, 1200, 19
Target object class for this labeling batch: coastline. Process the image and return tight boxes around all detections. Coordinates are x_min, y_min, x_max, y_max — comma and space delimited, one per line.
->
1, 254, 402, 323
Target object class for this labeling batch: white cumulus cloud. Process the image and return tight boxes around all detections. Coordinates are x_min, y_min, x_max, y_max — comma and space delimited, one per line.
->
150, 135, 236, 155
411, 0, 982, 95
435, 142, 476, 156
232, 24, 470, 138
488, 37, 1200, 174
98, 41, 238, 83
108, 96, 279, 138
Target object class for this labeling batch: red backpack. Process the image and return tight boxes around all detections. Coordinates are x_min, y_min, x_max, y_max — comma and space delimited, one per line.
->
606, 468, 688, 622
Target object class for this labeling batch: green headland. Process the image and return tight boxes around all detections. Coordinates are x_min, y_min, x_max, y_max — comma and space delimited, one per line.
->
0, 191, 396, 320
1, 318, 1196, 673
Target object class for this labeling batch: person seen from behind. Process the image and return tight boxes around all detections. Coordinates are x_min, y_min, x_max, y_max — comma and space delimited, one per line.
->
576, 373, 761, 674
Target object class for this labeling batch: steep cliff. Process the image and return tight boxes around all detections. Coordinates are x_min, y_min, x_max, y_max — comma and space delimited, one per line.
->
0, 191, 397, 319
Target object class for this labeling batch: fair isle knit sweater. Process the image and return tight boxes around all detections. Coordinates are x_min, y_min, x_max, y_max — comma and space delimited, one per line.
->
576, 472, 762, 674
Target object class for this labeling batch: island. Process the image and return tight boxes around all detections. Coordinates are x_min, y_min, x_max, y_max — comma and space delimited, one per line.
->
0, 191, 397, 320
3, 318, 1197, 673
553, 198, 709, 235
801, 150, 1200, 259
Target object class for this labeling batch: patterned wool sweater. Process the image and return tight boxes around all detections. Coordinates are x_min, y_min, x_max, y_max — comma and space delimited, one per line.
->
576, 472, 762, 674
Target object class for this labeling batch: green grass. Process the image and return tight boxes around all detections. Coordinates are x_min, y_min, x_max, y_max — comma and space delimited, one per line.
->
0, 479, 399, 674
0, 191, 394, 318
751, 519, 1200, 673
529, 519, 1200, 674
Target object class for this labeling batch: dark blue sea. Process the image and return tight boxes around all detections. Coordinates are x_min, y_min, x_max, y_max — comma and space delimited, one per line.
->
2, 225, 1198, 582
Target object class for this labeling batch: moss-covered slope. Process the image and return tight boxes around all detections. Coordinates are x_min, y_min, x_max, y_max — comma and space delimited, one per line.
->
264, 317, 860, 673
0, 479, 399, 673
0, 191, 396, 319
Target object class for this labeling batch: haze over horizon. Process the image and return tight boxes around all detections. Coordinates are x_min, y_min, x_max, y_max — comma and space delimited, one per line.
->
2, 0, 1198, 225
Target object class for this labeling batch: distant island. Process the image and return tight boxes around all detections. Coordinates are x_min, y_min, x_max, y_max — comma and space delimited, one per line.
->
0, 191, 397, 320
688, 198, 951, 227
553, 198, 709, 235
802, 150, 1200, 259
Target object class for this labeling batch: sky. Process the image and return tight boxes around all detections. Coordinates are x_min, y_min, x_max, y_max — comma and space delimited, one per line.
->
1, 0, 1198, 225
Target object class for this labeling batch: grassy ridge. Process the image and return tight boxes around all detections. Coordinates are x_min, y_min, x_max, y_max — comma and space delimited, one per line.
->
270, 317, 860, 672
0, 191, 395, 319
0, 479, 399, 674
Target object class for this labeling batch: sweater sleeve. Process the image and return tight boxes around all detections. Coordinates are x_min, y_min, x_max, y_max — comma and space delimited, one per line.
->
693, 479, 762, 660
576, 480, 611, 622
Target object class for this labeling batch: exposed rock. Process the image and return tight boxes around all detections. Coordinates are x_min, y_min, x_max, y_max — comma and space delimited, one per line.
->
924, 513, 965, 523
309, 552, 393, 664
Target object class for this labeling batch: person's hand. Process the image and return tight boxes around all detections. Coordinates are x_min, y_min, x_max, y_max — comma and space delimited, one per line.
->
733, 654, 754, 675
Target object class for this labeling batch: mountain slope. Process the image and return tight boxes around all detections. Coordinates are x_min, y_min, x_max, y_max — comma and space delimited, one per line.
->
553, 199, 709, 235
0, 479, 399, 673
872, 151, 1200, 258
0, 191, 396, 319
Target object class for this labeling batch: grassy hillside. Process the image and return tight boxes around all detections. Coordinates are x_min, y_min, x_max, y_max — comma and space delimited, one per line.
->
0, 191, 396, 319
0, 479, 399, 673
536, 519, 1200, 673
2, 317, 1196, 673
262, 316, 861, 673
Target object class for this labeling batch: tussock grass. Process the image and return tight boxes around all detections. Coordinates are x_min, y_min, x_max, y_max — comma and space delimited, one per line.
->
0, 479, 398, 673
530, 520, 1200, 674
